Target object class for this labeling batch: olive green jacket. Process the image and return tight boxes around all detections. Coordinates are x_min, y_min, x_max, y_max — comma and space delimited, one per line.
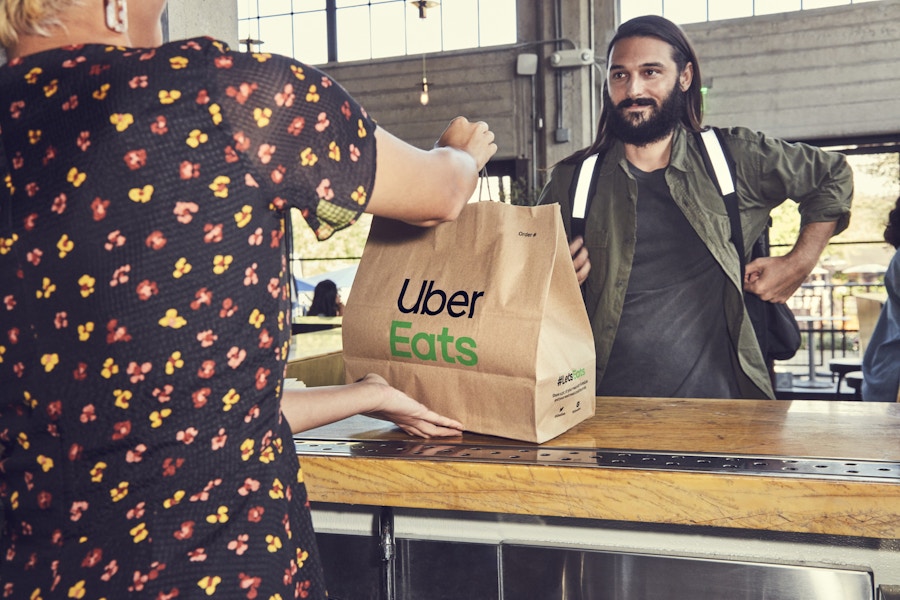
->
539, 125, 853, 399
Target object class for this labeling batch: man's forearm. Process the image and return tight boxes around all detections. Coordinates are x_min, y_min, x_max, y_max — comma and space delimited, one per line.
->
744, 220, 839, 302
786, 220, 838, 271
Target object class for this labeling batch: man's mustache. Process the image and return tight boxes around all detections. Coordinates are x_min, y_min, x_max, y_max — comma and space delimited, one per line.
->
617, 97, 657, 109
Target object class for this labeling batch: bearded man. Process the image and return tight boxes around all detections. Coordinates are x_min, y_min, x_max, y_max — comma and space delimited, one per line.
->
538, 15, 853, 399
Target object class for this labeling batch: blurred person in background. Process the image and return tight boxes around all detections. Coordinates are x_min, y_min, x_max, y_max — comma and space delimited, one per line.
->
308, 279, 344, 317
862, 197, 900, 402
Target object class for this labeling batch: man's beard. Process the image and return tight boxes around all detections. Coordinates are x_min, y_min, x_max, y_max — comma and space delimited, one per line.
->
606, 83, 686, 147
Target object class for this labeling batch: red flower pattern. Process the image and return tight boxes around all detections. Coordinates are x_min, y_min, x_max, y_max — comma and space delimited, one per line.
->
0, 37, 376, 599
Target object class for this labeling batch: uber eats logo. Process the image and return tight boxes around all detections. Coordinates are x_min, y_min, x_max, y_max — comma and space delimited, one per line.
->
390, 279, 482, 366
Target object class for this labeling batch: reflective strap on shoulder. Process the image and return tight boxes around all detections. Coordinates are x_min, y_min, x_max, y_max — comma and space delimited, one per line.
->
572, 153, 599, 220
699, 129, 735, 196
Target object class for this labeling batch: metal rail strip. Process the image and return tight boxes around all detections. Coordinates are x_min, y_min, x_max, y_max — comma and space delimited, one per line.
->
294, 438, 900, 482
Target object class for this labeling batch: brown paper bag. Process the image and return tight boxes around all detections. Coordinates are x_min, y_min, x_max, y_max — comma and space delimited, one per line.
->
342, 202, 595, 443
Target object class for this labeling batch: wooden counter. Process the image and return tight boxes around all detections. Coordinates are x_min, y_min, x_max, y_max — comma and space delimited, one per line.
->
285, 329, 343, 386
296, 397, 900, 539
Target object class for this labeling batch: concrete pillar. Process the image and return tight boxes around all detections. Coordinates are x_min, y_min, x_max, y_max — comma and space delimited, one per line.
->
165, 0, 238, 47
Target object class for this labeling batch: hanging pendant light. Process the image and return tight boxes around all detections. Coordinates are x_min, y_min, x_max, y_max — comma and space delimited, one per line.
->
409, 0, 440, 19
239, 37, 264, 52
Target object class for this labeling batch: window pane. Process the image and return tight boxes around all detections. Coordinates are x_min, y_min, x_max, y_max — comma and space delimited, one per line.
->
258, 15, 294, 57
237, 20, 261, 47
619, 0, 662, 23
443, 0, 479, 52
753, 0, 801, 15
336, 6, 372, 61
664, 0, 708, 23
406, 5, 442, 54
709, 0, 753, 20
257, 0, 293, 17
293, 0, 326, 10
293, 12, 328, 64
828, 152, 899, 243
479, 0, 517, 47
371, 2, 407, 58
244, 0, 523, 62
237, 0, 256, 20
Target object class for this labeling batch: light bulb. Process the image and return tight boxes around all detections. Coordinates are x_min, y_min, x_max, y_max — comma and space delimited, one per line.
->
420, 78, 429, 106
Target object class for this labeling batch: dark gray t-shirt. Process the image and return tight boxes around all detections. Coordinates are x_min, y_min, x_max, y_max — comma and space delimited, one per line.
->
597, 164, 741, 398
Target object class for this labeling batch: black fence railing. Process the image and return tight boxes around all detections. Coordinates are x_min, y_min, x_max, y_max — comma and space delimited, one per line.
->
780, 281, 886, 373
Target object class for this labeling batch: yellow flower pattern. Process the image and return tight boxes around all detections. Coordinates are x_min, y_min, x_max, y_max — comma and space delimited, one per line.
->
128, 184, 154, 203
110, 113, 134, 132
101, 357, 120, 379
40, 353, 59, 372
186, 129, 208, 147
77, 321, 95, 341
78, 274, 96, 298
159, 89, 182, 104
0, 36, 376, 599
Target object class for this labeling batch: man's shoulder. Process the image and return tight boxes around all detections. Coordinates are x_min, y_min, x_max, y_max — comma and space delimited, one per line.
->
706, 125, 769, 145
546, 157, 581, 182
703, 126, 789, 165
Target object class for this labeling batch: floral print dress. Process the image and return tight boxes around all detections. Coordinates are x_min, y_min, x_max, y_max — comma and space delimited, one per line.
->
0, 37, 377, 599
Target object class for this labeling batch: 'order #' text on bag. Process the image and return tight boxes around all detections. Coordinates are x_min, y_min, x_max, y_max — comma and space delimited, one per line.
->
342, 202, 596, 443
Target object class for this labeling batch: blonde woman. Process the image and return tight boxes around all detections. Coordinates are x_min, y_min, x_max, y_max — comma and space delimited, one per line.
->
0, 1, 495, 597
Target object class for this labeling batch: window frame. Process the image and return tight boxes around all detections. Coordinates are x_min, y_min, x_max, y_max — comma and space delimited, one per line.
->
237, 0, 517, 64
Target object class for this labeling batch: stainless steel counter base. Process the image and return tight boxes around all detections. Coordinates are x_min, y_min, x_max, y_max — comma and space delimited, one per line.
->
501, 543, 871, 600
317, 532, 874, 600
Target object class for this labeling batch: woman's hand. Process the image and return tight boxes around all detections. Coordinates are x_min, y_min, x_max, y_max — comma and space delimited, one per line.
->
359, 373, 464, 438
435, 116, 497, 173
283, 374, 464, 438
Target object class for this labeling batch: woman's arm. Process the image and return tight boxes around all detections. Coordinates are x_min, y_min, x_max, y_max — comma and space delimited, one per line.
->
281, 373, 464, 438
365, 117, 497, 226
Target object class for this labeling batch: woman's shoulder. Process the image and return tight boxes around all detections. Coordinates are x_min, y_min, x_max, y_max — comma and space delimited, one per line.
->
154, 36, 242, 64
161, 37, 323, 89
156, 37, 299, 69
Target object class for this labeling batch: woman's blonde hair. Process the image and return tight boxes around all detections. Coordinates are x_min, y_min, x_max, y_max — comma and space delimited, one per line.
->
0, 0, 82, 48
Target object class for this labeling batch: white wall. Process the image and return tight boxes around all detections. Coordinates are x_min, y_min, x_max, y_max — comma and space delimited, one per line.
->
688, 0, 900, 141
165, 0, 237, 47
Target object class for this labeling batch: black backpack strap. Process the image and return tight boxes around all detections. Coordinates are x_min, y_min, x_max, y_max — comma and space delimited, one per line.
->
569, 151, 604, 240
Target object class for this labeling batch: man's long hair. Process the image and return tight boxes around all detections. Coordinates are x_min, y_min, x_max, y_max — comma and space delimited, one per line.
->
564, 15, 705, 164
